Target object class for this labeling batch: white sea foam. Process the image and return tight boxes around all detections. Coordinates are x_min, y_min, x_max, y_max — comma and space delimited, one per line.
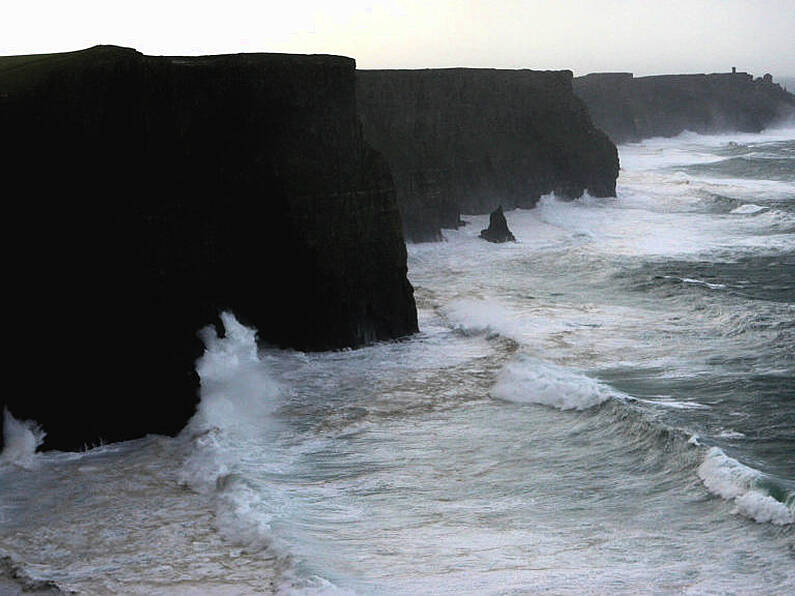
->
730, 203, 767, 214
444, 298, 519, 340
537, 193, 720, 257
173, 313, 349, 593
213, 474, 278, 551
716, 429, 746, 439
622, 127, 795, 153
178, 312, 285, 550
491, 355, 615, 410
697, 447, 793, 525
681, 278, 725, 289
0, 408, 45, 469
0, 127, 792, 593
734, 493, 794, 525
277, 576, 357, 596
183, 312, 281, 440
673, 277, 727, 290
639, 398, 711, 410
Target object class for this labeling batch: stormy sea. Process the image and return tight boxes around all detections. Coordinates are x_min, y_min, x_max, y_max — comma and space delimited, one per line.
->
1, 127, 794, 594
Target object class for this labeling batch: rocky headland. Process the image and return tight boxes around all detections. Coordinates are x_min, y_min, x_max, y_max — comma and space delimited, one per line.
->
1, 46, 417, 451
574, 71, 795, 144
357, 69, 619, 242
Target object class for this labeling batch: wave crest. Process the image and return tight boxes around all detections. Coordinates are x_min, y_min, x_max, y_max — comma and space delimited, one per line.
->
491, 355, 615, 410
178, 312, 284, 550
698, 447, 793, 525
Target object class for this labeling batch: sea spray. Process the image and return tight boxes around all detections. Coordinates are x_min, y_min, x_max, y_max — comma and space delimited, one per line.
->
0, 128, 792, 593
444, 298, 519, 339
178, 312, 285, 549
174, 313, 349, 592
0, 408, 45, 469
184, 311, 281, 440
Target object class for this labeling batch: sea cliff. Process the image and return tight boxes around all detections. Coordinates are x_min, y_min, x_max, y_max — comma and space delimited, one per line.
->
1, 46, 417, 451
357, 69, 619, 242
574, 71, 795, 144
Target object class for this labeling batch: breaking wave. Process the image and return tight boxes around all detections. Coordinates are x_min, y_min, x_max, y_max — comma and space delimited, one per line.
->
445, 296, 795, 528
176, 312, 349, 593
731, 203, 767, 214
491, 355, 615, 410
177, 312, 285, 553
0, 408, 45, 469
698, 447, 794, 525
487, 352, 794, 526
444, 298, 520, 340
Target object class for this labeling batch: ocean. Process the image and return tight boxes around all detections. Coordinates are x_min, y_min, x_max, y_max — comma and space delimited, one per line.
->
1, 128, 793, 594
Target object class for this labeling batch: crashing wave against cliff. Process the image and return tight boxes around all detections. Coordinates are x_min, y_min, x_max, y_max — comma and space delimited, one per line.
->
1, 45, 417, 451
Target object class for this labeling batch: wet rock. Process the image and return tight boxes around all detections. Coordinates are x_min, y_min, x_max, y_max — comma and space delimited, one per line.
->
480, 206, 516, 243
0, 557, 69, 594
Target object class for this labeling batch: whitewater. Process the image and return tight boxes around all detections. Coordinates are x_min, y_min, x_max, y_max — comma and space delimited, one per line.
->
1, 128, 793, 594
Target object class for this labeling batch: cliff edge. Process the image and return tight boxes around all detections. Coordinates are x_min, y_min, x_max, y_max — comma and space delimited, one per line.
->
357, 69, 619, 242
1, 46, 417, 451
574, 71, 795, 144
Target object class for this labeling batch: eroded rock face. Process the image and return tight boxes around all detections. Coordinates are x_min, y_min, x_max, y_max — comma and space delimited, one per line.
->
357, 68, 619, 242
480, 206, 516, 243
574, 72, 795, 144
1, 46, 417, 451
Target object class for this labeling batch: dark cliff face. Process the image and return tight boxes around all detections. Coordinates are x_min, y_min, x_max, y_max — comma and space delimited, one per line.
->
357, 69, 619, 242
1, 46, 417, 451
574, 72, 795, 144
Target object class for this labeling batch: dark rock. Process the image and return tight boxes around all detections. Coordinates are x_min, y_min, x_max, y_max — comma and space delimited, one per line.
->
0, 46, 417, 451
0, 556, 69, 594
479, 206, 516, 243
357, 68, 619, 242
574, 71, 795, 144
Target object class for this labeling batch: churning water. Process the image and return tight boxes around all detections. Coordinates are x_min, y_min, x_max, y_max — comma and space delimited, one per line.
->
1, 128, 794, 594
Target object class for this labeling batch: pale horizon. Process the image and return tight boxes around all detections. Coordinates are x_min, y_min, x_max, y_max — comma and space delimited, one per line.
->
3, 1, 794, 79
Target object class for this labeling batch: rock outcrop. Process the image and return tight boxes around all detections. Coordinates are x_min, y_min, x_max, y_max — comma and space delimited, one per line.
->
574, 71, 795, 144
357, 68, 619, 242
480, 206, 516, 243
1, 46, 417, 451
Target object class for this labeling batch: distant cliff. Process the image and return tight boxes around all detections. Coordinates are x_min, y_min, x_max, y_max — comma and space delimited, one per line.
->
574, 72, 795, 144
357, 69, 619, 242
1, 46, 417, 451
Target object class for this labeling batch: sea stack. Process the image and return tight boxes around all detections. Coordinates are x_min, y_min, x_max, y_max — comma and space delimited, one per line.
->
0, 46, 418, 451
480, 206, 516, 243
357, 68, 619, 242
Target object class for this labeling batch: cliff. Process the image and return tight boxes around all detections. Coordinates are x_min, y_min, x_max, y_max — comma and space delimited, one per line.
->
357, 69, 619, 242
1, 46, 417, 451
574, 72, 795, 144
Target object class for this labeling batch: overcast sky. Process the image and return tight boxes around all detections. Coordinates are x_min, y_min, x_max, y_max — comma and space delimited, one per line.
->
3, 1, 794, 77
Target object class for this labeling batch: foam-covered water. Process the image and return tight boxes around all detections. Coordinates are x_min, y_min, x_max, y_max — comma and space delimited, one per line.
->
1, 128, 793, 594
491, 355, 616, 410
